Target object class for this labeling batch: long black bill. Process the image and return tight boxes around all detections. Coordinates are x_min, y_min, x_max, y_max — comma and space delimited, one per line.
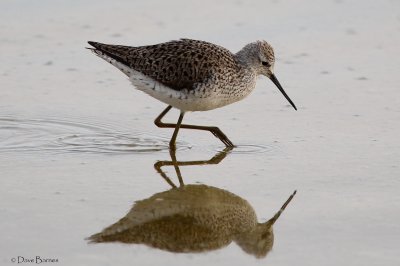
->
270, 74, 297, 110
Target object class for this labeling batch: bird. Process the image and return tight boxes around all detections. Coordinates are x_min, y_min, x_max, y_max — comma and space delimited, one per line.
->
87, 39, 297, 148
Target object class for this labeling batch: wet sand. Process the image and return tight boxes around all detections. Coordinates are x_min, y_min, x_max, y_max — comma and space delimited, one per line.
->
1, 0, 400, 265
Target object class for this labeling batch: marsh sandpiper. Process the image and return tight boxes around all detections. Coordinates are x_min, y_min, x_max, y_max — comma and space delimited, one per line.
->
87, 39, 297, 148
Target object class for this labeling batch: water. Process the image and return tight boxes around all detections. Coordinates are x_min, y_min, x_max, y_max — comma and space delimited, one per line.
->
1, 0, 400, 265
0, 116, 176, 154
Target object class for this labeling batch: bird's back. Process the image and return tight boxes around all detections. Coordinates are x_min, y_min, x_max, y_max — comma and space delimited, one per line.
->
88, 39, 238, 91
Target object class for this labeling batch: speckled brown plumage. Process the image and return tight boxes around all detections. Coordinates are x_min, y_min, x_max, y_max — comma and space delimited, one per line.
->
88, 39, 239, 92
87, 38, 293, 112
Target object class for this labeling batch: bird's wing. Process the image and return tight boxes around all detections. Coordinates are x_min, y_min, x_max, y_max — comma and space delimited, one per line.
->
88, 39, 236, 91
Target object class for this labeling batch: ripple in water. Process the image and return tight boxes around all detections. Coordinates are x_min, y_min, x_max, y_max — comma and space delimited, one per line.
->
210, 143, 278, 155
231, 144, 276, 154
0, 116, 190, 154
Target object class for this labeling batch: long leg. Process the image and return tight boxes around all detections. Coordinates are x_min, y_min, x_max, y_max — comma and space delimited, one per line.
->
154, 105, 234, 147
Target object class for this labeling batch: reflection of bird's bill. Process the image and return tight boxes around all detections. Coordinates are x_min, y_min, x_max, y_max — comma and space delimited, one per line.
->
267, 190, 297, 226
270, 74, 297, 110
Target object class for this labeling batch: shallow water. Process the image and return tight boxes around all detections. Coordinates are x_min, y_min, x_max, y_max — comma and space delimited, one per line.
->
0, 116, 174, 153
1, 0, 400, 265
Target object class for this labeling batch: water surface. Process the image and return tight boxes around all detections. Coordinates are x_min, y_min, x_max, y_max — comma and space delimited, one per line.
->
1, 0, 399, 265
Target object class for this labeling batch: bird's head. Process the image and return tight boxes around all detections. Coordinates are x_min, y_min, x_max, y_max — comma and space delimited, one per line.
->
237, 40, 297, 110
254, 40, 275, 77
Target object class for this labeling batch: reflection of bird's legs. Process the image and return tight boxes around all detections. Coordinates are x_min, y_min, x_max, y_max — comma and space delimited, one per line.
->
154, 147, 233, 188
154, 164, 177, 188
169, 148, 184, 186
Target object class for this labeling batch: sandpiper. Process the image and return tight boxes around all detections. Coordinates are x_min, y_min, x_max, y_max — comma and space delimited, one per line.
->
87, 39, 297, 148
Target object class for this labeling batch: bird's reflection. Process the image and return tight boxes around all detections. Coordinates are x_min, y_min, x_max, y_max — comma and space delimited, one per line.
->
87, 148, 296, 258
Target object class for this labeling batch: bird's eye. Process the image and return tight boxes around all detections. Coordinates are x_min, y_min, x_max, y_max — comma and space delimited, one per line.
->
262, 61, 270, 67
